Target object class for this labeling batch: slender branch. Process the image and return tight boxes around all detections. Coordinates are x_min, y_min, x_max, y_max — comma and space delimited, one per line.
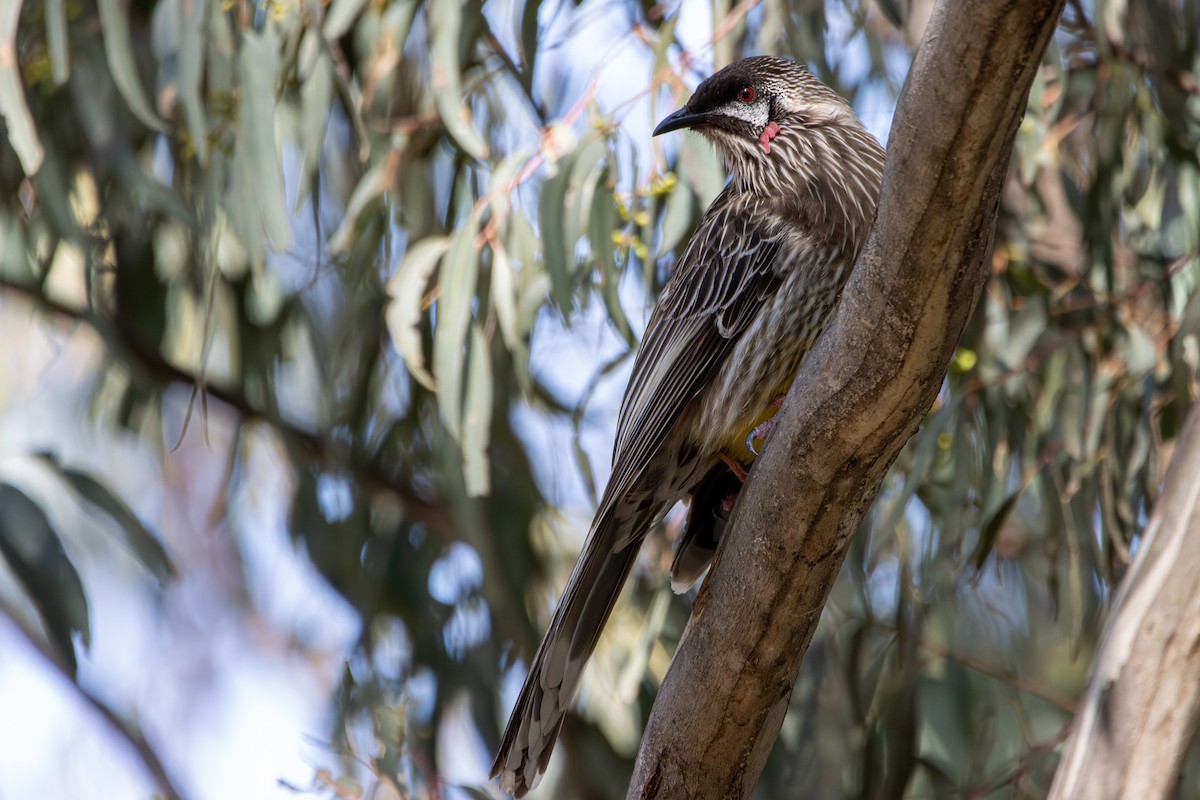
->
0, 600, 185, 800
627, 0, 1065, 796
0, 276, 452, 533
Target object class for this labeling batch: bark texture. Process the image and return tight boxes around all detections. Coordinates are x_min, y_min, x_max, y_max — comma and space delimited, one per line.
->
1048, 404, 1200, 800
627, 0, 1066, 797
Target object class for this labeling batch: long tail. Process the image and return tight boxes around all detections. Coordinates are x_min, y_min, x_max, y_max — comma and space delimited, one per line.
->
491, 511, 646, 796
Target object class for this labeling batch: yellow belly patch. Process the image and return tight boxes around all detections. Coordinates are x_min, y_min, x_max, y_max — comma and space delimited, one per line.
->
716, 334, 818, 466
721, 396, 786, 466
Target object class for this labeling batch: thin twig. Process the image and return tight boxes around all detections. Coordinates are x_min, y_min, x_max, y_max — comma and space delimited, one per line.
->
0, 600, 186, 800
0, 277, 452, 534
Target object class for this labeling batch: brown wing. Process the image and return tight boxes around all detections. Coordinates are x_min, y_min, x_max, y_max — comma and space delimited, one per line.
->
490, 188, 788, 796
600, 187, 784, 541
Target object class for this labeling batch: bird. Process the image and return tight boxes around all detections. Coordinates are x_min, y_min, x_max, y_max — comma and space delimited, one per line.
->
491, 55, 885, 796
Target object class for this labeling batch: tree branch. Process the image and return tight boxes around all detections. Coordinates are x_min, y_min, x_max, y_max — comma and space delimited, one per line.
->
627, 0, 1065, 796
1048, 402, 1200, 800
0, 599, 185, 800
0, 276, 452, 533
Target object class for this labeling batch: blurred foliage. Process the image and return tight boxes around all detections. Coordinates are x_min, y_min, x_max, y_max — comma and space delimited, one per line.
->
2, 0, 1200, 798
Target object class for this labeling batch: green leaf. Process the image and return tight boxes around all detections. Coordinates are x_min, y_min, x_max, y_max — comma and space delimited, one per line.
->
462, 324, 493, 497
45, 0, 70, 86
568, 138, 607, 258
487, 149, 531, 222
386, 236, 450, 391
98, 0, 167, 132
680, 135, 725, 208
658, 173, 695, 258
0, 1, 44, 174
329, 157, 391, 254
518, 0, 541, 89
489, 241, 520, 358
433, 220, 481, 442
427, 1, 488, 160
589, 171, 633, 346
540, 152, 574, 315
236, 30, 291, 252
540, 134, 605, 315
0, 484, 90, 675
298, 41, 333, 190
380, 0, 420, 71
177, 0, 209, 163
973, 465, 1042, 570
48, 461, 174, 585
323, 0, 372, 39
972, 490, 1019, 570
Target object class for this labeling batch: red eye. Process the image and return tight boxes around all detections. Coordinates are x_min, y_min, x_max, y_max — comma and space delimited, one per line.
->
738, 86, 755, 103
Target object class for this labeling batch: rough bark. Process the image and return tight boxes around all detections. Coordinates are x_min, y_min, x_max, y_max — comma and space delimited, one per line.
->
1047, 404, 1200, 800
627, 0, 1066, 797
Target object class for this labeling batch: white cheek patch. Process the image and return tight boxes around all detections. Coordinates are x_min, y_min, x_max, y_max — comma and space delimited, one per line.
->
718, 99, 770, 130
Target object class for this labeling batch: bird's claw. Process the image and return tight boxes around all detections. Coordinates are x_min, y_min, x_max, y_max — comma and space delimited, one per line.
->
745, 416, 777, 457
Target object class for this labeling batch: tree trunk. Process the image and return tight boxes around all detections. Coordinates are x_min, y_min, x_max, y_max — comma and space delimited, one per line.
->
1048, 404, 1200, 800
627, 0, 1066, 797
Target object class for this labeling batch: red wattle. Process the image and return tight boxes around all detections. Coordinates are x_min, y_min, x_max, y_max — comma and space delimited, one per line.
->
759, 121, 782, 154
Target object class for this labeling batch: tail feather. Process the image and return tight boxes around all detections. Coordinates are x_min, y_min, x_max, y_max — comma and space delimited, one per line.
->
491, 511, 646, 796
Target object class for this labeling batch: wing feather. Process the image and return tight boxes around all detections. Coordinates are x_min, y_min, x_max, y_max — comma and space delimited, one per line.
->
598, 189, 785, 537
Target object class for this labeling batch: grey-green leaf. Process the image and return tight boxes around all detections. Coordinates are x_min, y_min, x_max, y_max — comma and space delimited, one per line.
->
177, 0, 208, 163
490, 241, 520, 358
427, 1, 488, 160
0, 484, 90, 676
45, 0, 70, 86
236, 30, 291, 252
433, 221, 481, 442
0, 0, 45, 174
329, 156, 391, 254
387, 236, 451, 391
98, 0, 167, 132
322, 0, 372, 39
55, 465, 174, 585
540, 155, 574, 314
462, 324, 493, 497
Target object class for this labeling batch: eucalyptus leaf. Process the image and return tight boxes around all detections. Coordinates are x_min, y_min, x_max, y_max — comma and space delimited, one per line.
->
236, 30, 292, 252
589, 173, 633, 346
462, 324, 493, 497
329, 157, 391, 254
178, 0, 209, 163
323, 0, 372, 39
299, 44, 333, 192
433, 221, 481, 442
51, 463, 175, 585
98, 0, 167, 131
0, 0, 44, 174
427, 1, 488, 160
387, 237, 451, 391
540, 154, 574, 315
518, 0, 541, 88
45, 0, 70, 86
0, 484, 90, 676
658, 175, 695, 258
490, 241, 520, 358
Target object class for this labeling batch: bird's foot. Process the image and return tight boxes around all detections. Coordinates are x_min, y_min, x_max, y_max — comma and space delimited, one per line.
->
745, 395, 786, 456
718, 452, 750, 484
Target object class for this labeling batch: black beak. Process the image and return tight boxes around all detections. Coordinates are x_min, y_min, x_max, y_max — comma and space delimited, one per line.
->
653, 107, 709, 136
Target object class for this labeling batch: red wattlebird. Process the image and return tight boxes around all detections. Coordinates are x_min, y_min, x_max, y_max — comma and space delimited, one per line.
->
492, 56, 885, 796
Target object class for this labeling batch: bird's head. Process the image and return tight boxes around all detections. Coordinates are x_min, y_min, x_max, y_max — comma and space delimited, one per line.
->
654, 56, 873, 195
